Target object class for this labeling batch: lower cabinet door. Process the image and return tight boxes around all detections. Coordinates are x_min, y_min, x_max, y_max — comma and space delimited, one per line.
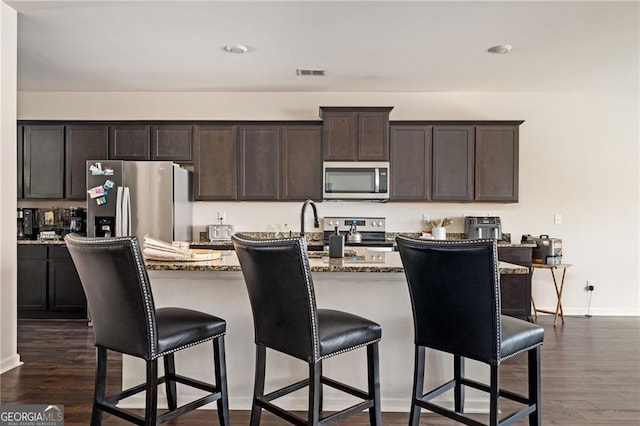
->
17, 258, 48, 313
500, 274, 532, 319
48, 259, 87, 314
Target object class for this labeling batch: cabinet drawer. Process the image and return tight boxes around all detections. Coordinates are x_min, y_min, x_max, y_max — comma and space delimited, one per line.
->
48, 245, 72, 260
498, 247, 532, 266
18, 244, 47, 259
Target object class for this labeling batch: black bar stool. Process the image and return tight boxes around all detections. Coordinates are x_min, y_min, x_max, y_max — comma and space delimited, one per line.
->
396, 236, 544, 426
65, 234, 230, 426
232, 234, 382, 426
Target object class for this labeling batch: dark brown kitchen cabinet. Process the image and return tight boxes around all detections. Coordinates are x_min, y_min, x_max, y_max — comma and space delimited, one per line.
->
47, 246, 87, 314
390, 125, 432, 201
18, 244, 87, 319
475, 125, 519, 202
109, 124, 151, 160
17, 245, 47, 313
23, 125, 65, 199
193, 125, 238, 201
320, 107, 392, 161
151, 125, 193, 162
65, 125, 109, 200
432, 126, 475, 201
280, 125, 322, 201
239, 126, 280, 200
17, 125, 23, 199
498, 246, 533, 320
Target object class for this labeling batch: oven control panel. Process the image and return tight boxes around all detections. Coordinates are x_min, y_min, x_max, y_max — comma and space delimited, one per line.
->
323, 217, 386, 233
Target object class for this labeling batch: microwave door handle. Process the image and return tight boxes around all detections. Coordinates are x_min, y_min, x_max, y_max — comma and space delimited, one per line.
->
374, 168, 380, 193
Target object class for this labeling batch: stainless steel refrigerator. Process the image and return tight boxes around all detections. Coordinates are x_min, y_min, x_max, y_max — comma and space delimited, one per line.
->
86, 161, 192, 242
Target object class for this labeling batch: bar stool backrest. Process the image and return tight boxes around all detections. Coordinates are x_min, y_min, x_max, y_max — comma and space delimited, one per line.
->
396, 237, 502, 365
232, 234, 319, 362
65, 234, 157, 360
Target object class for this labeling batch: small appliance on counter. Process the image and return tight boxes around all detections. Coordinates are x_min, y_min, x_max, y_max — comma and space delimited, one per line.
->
17, 208, 40, 240
522, 234, 563, 265
207, 223, 235, 241
69, 207, 87, 235
464, 216, 503, 240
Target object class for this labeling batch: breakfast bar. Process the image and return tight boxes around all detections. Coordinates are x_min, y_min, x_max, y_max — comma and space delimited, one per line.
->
119, 251, 528, 412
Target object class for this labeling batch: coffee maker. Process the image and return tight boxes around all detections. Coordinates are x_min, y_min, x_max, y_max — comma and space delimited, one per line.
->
18, 208, 40, 240
69, 207, 87, 236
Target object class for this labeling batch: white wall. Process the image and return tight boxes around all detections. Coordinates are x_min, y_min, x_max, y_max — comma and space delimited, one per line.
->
0, 2, 21, 374
15, 91, 640, 318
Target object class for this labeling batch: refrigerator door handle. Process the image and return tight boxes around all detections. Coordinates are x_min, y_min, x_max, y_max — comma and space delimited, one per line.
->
115, 187, 123, 237
122, 187, 131, 236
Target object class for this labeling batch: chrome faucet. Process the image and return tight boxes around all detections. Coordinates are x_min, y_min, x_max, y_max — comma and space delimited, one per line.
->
300, 199, 320, 237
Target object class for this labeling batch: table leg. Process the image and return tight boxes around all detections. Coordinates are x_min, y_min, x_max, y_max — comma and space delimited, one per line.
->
550, 267, 566, 327
530, 268, 539, 321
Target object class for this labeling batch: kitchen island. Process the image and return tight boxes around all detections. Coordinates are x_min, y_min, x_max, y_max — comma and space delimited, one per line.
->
122, 251, 528, 413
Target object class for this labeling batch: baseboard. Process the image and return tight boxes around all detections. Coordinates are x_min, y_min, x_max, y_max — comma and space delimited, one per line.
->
0, 354, 22, 374
535, 308, 640, 316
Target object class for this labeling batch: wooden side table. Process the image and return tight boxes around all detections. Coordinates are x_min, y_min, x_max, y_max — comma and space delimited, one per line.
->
531, 263, 572, 327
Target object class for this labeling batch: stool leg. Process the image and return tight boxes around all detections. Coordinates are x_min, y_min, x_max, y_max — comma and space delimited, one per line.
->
91, 346, 107, 426
367, 342, 382, 426
489, 365, 499, 426
318, 360, 323, 414
250, 345, 266, 426
409, 346, 425, 426
308, 362, 321, 425
213, 336, 230, 426
163, 353, 177, 411
454, 355, 465, 413
145, 359, 158, 425
528, 346, 542, 426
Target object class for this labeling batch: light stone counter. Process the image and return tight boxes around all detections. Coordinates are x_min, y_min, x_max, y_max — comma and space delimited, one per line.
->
121, 250, 528, 414
144, 251, 528, 274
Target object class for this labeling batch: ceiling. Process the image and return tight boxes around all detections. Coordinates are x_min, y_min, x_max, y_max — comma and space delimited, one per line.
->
7, 0, 639, 93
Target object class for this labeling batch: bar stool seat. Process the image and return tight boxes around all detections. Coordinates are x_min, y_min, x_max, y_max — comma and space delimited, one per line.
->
65, 234, 230, 426
396, 236, 544, 426
232, 234, 382, 426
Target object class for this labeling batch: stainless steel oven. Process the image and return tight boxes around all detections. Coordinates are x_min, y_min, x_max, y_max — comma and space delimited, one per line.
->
323, 162, 389, 201
323, 216, 394, 251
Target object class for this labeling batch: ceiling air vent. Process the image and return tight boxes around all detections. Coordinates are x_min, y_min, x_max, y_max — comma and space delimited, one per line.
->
296, 68, 327, 77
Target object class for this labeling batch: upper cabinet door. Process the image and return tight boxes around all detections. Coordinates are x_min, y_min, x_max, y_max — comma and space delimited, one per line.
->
390, 125, 432, 201
358, 111, 390, 161
23, 125, 65, 199
193, 125, 238, 201
322, 110, 358, 161
109, 125, 150, 160
65, 125, 109, 200
17, 125, 23, 199
280, 125, 322, 201
239, 126, 280, 200
432, 126, 475, 201
151, 125, 193, 162
475, 126, 519, 202
320, 107, 392, 161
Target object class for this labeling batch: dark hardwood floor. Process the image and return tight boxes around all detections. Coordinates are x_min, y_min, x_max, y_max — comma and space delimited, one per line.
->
1, 316, 639, 425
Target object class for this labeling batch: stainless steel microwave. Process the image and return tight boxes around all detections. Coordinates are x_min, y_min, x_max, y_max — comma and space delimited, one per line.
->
323, 161, 390, 201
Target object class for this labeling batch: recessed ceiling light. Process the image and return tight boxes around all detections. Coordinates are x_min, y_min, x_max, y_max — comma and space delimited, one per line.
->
224, 44, 248, 54
487, 44, 512, 54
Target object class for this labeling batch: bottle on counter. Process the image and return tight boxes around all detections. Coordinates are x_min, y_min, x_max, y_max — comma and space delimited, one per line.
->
329, 226, 344, 258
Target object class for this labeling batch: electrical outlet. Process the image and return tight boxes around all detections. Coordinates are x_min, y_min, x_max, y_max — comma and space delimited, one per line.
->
217, 212, 226, 223
554, 213, 562, 225
585, 280, 595, 291
422, 214, 430, 223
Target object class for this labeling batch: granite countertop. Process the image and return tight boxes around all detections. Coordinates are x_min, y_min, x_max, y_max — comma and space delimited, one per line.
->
144, 250, 529, 274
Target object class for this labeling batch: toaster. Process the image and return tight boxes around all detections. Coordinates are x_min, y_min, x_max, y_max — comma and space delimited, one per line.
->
207, 224, 234, 241
523, 234, 563, 265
